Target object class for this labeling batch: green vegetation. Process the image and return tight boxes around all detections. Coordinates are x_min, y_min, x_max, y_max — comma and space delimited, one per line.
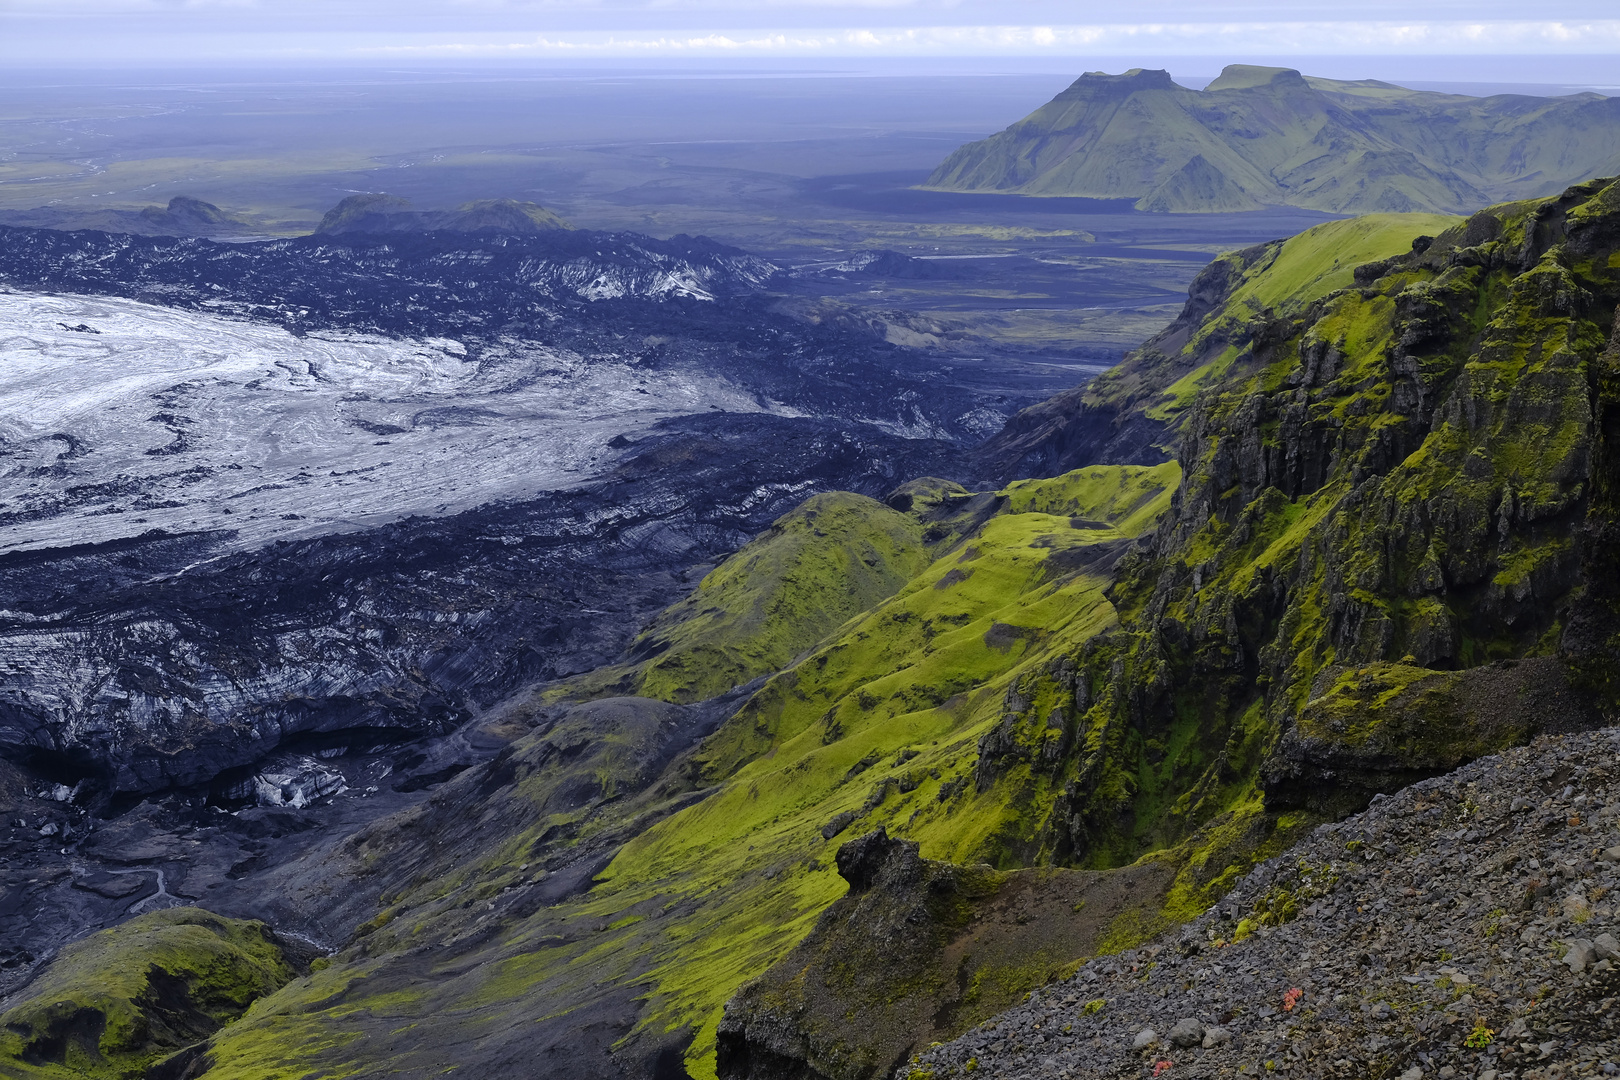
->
928, 64, 1620, 214
557, 491, 932, 704
0, 908, 295, 1080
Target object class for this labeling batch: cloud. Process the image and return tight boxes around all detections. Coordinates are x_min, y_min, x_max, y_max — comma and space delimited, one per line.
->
352, 21, 1620, 56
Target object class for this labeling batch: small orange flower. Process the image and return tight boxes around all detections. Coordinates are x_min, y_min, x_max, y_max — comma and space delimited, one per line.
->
1152, 1060, 1173, 1076
1283, 987, 1303, 1012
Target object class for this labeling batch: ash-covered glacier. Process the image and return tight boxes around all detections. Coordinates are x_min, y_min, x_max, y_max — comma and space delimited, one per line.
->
0, 224, 999, 801
0, 290, 799, 553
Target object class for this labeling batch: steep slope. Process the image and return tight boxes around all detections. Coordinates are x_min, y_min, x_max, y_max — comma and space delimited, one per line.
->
972, 176, 1619, 877
561, 491, 933, 704
927, 65, 1620, 214
976, 211, 1461, 479
913, 726, 1620, 1080
718, 178, 1620, 1077
0, 909, 302, 1080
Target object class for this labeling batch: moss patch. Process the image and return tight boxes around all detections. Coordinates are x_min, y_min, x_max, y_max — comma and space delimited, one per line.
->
0, 908, 295, 1080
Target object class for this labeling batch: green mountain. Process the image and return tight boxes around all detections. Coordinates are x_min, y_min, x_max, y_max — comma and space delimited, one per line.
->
5, 178, 1619, 1080
926, 65, 1620, 214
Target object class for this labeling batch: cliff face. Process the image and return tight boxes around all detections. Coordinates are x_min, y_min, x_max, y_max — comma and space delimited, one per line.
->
1011, 177, 1620, 867
718, 180, 1620, 1077
927, 65, 1620, 214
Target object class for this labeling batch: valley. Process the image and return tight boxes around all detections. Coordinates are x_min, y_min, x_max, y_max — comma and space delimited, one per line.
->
0, 61, 1616, 1080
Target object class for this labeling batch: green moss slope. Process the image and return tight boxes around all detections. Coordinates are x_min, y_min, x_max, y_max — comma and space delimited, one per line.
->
183, 464, 1183, 1080
562, 491, 932, 704
44, 178, 1620, 1080
0, 908, 294, 1079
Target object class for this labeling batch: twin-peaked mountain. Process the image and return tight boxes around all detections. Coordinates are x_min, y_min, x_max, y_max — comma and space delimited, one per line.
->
927, 64, 1620, 214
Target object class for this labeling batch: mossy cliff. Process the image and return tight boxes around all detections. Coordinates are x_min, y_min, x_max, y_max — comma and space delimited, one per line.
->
976, 211, 1458, 479
1031, 177, 1620, 872
102, 463, 1192, 1080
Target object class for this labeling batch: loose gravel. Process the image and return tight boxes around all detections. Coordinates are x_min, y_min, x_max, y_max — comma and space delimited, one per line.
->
909, 728, 1620, 1080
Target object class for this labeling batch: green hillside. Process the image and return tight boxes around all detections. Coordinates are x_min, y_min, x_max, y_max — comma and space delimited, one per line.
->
8, 178, 1619, 1080
927, 65, 1620, 214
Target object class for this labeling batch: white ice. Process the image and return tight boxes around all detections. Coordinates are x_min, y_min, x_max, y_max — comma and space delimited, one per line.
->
0, 290, 797, 553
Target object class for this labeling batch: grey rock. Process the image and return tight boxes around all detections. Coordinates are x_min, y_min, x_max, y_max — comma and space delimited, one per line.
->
820, 812, 857, 841
1564, 938, 1597, 973
1201, 1025, 1232, 1049
1132, 1029, 1158, 1050
1167, 1018, 1204, 1048
1596, 932, 1620, 961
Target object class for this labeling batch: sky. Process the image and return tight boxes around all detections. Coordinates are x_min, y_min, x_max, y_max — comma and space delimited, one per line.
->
2, 0, 1619, 67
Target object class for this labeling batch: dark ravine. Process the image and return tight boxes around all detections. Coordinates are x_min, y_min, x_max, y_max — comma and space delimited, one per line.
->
716, 828, 1174, 1080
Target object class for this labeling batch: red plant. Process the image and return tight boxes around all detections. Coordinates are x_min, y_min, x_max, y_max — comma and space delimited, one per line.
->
1152, 1060, 1173, 1076
1283, 987, 1303, 1012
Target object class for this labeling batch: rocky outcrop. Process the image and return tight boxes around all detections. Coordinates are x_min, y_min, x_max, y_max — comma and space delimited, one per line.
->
1009, 179, 1620, 871
0, 908, 305, 1079
716, 828, 1173, 1080
1261, 658, 1598, 816
910, 727, 1620, 1079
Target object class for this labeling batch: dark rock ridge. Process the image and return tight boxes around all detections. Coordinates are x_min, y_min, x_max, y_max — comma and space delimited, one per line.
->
0, 196, 262, 239
717, 829, 1173, 1080
909, 726, 1620, 1079
314, 193, 574, 235
968, 178, 1620, 875
719, 180, 1620, 1080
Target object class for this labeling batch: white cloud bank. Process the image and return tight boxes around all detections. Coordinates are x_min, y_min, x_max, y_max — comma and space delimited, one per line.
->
350, 21, 1620, 57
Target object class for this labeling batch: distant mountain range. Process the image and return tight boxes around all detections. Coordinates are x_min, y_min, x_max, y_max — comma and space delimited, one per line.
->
314, 194, 573, 235
927, 64, 1620, 213
0, 195, 263, 237
0, 194, 573, 238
